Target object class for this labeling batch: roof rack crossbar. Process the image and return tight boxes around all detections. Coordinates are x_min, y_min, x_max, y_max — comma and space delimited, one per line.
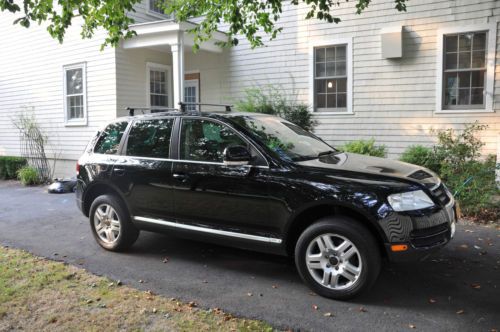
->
126, 107, 178, 116
178, 102, 232, 113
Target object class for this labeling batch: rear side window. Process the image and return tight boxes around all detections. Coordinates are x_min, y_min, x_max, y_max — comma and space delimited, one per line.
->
126, 118, 174, 159
93, 121, 128, 154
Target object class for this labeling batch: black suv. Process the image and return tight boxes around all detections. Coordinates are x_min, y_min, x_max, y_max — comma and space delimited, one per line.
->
76, 107, 457, 299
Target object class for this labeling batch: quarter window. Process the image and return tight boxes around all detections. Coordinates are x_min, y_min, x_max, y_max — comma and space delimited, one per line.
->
63, 63, 86, 123
94, 122, 128, 155
443, 31, 487, 109
314, 45, 347, 112
149, 0, 167, 15
180, 119, 246, 163
126, 119, 174, 159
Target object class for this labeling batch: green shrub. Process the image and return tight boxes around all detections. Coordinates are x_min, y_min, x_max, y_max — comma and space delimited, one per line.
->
340, 138, 387, 158
17, 166, 40, 186
0, 156, 28, 180
399, 145, 441, 173
235, 87, 316, 131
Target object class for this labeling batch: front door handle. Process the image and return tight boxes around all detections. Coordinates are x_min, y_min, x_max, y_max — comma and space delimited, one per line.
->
172, 173, 188, 182
113, 166, 125, 176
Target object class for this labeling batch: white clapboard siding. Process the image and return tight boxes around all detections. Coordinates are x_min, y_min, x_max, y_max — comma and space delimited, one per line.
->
0, 14, 117, 166
215, 0, 500, 156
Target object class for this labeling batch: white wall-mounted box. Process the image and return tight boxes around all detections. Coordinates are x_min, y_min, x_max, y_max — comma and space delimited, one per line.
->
381, 26, 403, 58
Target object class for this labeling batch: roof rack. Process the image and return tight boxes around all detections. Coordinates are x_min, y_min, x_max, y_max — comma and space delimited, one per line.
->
178, 102, 232, 113
126, 107, 178, 116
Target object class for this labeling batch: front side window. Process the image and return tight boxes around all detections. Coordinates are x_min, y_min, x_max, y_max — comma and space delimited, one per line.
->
94, 122, 128, 155
148, 66, 169, 109
64, 63, 86, 123
314, 45, 347, 112
443, 31, 487, 109
180, 119, 246, 163
126, 118, 174, 159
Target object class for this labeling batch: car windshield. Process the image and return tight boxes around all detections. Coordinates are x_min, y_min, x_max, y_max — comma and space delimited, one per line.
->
229, 115, 336, 162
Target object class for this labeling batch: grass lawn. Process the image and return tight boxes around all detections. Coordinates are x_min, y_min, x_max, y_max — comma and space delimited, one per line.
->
0, 245, 276, 331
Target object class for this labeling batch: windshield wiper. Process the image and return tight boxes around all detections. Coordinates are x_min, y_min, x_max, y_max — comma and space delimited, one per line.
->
317, 150, 338, 158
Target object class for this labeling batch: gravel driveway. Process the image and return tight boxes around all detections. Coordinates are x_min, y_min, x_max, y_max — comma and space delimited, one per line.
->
0, 181, 498, 331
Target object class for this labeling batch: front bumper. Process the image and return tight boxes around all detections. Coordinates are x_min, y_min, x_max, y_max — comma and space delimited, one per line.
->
382, 196, 457, 262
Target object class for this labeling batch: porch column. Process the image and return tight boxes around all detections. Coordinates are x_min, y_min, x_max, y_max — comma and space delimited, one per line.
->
171, 32, 184, 109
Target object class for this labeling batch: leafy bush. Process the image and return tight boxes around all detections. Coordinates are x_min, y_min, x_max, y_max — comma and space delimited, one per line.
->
400, 122, 498, 218
235, 87, 316, 131
0, 156, 27, 180
399, 145, 440, 173
340, 138, 387, 158
17, 166, 40, 185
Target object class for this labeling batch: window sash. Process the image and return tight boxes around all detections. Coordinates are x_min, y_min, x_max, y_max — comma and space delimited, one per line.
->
314, 45, 348, 112
149, 69, 168, 108
442, 31, 487, 110
64, 64, 86, 122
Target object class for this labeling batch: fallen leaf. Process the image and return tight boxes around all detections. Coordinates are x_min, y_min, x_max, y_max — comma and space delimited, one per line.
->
456, 309, 465, 315
312, 304, 318, 310
272, 285, 278, 289
428, 298, 437, 304
409, 323, 416, 329
152, 308, 157, 314
188, 301, 197, 308
459, 244, 468, 249
359, 307, 367, 312
162, 257, 169, 263
145, 290, 154, 296
247, 292, 253, 297
116, 280, 122, 286
323, 312, 333, 317
138, 280, 144, 283
471, 283, 481, 289
474, 245, 482, 250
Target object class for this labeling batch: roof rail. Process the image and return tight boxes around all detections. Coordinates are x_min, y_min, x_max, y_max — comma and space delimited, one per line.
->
178, 102, 232, 113
126, 107, 178, 116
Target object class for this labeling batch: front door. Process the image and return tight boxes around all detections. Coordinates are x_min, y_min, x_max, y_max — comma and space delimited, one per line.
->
171, 117, 273, 236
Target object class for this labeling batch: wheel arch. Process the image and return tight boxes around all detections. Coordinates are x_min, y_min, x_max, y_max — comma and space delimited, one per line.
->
82, 182, 130, 218
284, 202, 388, 257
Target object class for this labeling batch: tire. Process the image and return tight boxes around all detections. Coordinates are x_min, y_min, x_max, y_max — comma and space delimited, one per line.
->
295, 216, 381, 300
89, 194, 139, 251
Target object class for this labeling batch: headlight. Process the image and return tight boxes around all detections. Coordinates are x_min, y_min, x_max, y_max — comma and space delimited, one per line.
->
387, 190, 435, 211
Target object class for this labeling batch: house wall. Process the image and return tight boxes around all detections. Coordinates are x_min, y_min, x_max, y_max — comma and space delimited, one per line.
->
0, 15, 117, 177
216, 0, 500, 158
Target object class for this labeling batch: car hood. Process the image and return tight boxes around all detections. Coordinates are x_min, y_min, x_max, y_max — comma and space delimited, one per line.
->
295, 152, 438, 186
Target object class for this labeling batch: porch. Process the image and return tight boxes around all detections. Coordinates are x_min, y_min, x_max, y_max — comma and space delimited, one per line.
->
119, 20, 228, 113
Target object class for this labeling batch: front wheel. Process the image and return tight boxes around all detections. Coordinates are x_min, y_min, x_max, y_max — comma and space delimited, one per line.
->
295, 216, 381, 300
89, 194, 139, 251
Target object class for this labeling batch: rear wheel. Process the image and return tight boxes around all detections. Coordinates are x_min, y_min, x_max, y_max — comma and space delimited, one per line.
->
89, 194, 139, 251
295, 216, 381, 300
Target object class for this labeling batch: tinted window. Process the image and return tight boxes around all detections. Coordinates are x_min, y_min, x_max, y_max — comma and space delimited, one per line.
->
94, 121, 128, 155
180, 119, 246, 163
126, 118, 174, 158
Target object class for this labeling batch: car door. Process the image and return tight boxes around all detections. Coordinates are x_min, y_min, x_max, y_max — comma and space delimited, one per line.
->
171, 117, 274, 236
113, 117, 176, 219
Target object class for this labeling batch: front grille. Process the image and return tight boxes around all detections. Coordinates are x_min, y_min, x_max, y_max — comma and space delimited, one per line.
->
431, 183, 451, 206
410, 223, 449, 248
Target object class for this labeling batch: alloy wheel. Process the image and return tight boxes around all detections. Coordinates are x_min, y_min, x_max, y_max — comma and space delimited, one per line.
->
94, 204, 121, 244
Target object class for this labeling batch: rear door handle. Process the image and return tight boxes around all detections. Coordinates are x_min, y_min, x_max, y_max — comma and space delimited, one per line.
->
172, 173, 188, 181
113, 166, 125, 176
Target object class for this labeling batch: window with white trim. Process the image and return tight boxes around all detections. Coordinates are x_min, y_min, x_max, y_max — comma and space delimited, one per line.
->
436, 23, 496, 113
63, 63, 87, 124
443, 31, 487, 109
314, 45, 348, 112
147, 64, 169, 109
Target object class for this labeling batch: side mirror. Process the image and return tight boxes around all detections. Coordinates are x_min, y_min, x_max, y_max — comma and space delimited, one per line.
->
223, 145, 251, 166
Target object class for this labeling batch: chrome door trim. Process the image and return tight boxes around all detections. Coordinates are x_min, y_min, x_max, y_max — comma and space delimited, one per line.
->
134, 216, 282, 244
